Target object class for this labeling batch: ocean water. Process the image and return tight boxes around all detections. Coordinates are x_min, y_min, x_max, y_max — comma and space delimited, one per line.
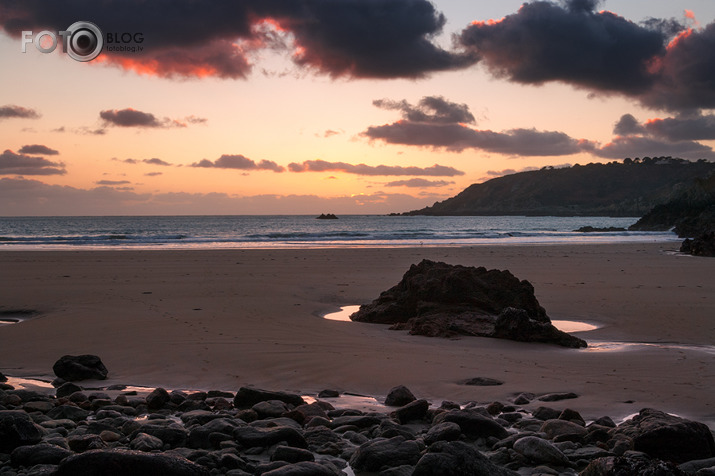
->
0, 215, 677, 250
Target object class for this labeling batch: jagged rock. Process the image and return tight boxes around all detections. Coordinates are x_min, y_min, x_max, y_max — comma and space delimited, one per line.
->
384, 385, 416, 407
412, 441, 519, 476
349, 436, 422, 473
233, 387, 305, 408
610, 408, 715, 464
52, 354, 108, 381
351, 260, 586, 347
55, 449, 210, 476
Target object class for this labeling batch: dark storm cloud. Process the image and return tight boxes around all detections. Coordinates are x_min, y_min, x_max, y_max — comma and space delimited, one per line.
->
191, 154, 284, 172
0, 0, 474, 79
373, 96, 475, 124
0, 149, 66, 175
100, 108, 185, 128
384, 178, 453, 187
287, 159, 463, 177
18, 144, 59, 155
0, 105, 40, 120
364, 98, 593, 156
456, 0, 715, 113
458, 0, 666, 94
639, 23, 715, 111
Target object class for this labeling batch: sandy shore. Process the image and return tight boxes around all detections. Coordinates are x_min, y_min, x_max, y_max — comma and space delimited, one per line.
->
1, 243, 713, 428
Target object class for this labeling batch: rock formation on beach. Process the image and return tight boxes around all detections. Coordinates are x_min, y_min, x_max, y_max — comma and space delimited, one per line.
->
1, 372, 714, 476
350, 259, 587, 348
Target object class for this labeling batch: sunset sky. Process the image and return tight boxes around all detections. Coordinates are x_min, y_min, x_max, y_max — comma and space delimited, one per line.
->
1, 0, 714, 215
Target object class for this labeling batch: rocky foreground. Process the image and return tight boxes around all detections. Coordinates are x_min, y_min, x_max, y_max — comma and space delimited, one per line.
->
1, 372, 714, 476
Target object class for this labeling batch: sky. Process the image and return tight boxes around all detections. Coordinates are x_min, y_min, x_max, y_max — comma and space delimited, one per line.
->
1, 0, 714, 215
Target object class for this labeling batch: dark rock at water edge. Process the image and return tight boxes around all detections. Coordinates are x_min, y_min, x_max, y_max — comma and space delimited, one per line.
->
316, 213, 338, 219
52, 354, 108, 381
681, 230, 715, 257
351, 259, 586, 347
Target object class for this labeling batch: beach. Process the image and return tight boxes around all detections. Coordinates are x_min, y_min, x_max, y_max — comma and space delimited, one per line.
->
1, 242, 713, 428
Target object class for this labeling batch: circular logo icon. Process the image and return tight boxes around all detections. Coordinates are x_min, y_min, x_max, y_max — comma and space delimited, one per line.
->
65, 21, 103, 62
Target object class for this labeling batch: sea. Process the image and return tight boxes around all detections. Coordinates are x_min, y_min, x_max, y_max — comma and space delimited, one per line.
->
0, 215, 679, 250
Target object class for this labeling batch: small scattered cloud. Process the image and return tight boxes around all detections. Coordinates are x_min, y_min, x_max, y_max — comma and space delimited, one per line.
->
143, 158, 172, 166
287, 159, 464, 176
0, 149, 66, 175
100, 108, 187, 129
96, 180, 131, 185
184, 115, 208, 125
373, 96, 475, 124
0, 105, 40, 120
191, 154, 285, 172
384, 178, 454, 188
321, 129, 342, 138
145, 172, 163, 177
18, 144, 59, 155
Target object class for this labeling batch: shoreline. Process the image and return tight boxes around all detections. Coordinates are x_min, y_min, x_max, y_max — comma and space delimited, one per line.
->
1, 243, 713, 429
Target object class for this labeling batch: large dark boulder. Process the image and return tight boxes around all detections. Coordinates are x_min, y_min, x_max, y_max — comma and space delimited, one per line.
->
351, 260, 586, 347
412, 441, 518, 476
11, 443, 73, 466
0, 410, 44, 452
55, 449, 209, 476
610, 408, 715, 464
233, 386, 305, 408
52, 355, 108, 381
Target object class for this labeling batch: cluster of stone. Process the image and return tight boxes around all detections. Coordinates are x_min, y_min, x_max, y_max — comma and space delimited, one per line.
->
1, 376, 714, 476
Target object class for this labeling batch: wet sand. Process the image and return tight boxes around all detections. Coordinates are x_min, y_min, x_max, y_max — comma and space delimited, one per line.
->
0, 243, 713, 427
